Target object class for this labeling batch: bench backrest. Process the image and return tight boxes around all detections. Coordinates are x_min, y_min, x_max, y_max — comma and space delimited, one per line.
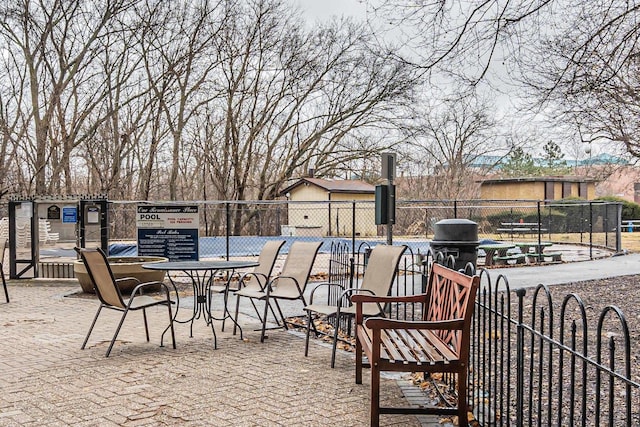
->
424, 263, 479, 357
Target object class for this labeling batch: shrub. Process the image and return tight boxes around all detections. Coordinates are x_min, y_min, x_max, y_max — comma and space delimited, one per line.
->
596, 196, 640, 220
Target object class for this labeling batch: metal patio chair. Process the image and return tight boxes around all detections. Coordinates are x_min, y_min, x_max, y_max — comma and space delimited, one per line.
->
225, 240, 286, 335
304, 244, 407, 367
77, 247, 176, 357
233, 241, 322, 342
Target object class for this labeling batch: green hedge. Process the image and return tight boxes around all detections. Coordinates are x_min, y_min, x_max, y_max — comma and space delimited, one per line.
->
596, 196, 640, 220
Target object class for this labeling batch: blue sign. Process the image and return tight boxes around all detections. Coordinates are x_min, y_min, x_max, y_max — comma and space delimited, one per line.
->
62, 206, 77, 223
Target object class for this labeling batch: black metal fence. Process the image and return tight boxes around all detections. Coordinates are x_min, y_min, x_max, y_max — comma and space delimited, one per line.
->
470, 269, 640, 426
320, 243, 639, 425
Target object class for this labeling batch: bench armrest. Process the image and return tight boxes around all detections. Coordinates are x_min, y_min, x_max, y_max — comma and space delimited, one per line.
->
364, 316, 464, 330
351, 293, 427, 304
352, 293, 429, 323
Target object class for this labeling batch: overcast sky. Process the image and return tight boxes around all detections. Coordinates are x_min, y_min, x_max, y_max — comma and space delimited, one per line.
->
292, 0, 366, 22
290, 0, 601, 160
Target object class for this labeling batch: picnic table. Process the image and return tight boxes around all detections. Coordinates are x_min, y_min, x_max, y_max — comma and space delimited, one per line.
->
478, 243, 515, 266
514, 241, 553, 255
497, 222, 548, 237
514, 241, 562, 263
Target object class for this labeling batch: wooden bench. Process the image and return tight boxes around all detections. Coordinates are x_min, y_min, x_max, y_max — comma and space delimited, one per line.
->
352, 263, 480, 427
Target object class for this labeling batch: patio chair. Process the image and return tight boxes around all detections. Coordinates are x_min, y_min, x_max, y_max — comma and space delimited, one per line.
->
1, 239, 8, 303
77, 247, 176, 357
233, 241, 322, 342
304, 244, 407, 367
208, 239, 285, 333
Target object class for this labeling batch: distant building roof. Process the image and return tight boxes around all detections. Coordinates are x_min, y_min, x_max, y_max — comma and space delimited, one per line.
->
479, 176, 598, 184
281, 178, 375, 195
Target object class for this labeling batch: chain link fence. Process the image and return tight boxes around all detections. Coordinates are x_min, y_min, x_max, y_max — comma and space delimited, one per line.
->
103, 199, 621, 258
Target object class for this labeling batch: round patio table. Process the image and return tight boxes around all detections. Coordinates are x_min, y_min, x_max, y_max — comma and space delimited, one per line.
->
143, 260, 258, 349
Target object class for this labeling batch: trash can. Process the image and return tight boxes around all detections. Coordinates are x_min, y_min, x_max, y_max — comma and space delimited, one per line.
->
430, 219, 479, 271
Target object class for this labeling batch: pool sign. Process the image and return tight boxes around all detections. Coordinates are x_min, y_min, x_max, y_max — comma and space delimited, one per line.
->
136, 205, 199, 261
62, 206, 77, 223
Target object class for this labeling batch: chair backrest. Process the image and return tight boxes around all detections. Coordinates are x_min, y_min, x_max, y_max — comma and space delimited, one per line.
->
243, 240, 285, 290
359, 244, 407, 315
424, 263, 479, 357
78, 247, 126, 309
275, 241, 322, 297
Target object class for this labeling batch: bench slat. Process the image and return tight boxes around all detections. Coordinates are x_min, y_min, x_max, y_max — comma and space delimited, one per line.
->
380, 329, 414, 363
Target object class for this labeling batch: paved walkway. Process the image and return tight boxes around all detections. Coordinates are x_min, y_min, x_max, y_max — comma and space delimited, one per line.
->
488, 252, 640, 289
2, 251, 640, 426
0, 282, 432, 427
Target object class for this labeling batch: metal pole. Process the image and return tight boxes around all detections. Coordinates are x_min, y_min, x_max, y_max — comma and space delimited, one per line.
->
537, 201, 542, 248
225, 202, 230, 261
616, 202, 622, 252
589, 202, 593, 260
516, 288, 526, 426
351, 201, 356, 256
386, 176, 393, 245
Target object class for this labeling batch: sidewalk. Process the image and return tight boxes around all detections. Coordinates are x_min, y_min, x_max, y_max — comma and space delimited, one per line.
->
488, 252, 640, 289
0, 283, 428, 427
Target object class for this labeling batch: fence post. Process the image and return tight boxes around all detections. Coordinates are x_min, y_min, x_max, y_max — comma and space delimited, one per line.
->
616, 202, 622, 253
454, 200, 458, 218
225, 202, 230, 261
589, 202, 593, 260
351, 201, 356, 256
537, 201, 542, 247
516, 288, 526, 426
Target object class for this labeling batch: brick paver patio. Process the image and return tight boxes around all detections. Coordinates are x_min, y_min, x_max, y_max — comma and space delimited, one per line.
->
0, 282, 439, 426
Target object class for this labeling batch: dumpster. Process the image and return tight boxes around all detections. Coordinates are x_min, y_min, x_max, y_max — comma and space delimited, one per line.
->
430, 219, 479, 271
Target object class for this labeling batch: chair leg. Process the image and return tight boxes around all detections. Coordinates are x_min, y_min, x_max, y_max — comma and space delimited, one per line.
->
330, 314, 340, 369
142, 308, 150, 342
260, 296, 270, 342
304, 310, 312, 357
370, 364, 380, 427
355, 330, 363, 385
272, 299, 288, 330
458, 369, 469, 427
233, 294, 241, 336
106, 309, 130, 357
82, 305, 103, 350
1, 268, 8, 303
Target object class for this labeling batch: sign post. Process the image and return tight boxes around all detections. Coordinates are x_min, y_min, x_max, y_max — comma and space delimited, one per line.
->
381, 153, 396, 245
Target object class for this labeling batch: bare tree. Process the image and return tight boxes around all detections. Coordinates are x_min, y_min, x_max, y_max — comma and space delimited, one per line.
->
206, 0, 417, 200
403, 91, 500, 199
514, 2, 640, 160
0, 0, 135, 194
135, 0, 226, 200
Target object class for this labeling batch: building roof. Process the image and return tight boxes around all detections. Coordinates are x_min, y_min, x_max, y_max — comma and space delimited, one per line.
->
281, 178, 375, 195
479, 176, 598, 184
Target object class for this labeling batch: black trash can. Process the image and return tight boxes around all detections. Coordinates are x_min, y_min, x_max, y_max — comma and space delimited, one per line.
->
430, 219, 479, 271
